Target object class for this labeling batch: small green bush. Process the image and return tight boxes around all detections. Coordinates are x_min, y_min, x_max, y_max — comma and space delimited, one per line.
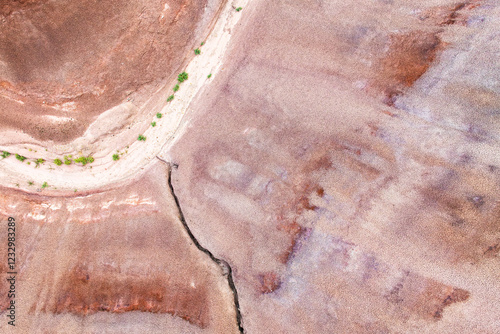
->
207, 73, 212, 79
74, 156, 94, 165
28, 181, 34, 186
173, 84, 180, 92
42, 182, 48, 189
194, 48, 201, 55
151, 121, 157, 127
113, 154, 120, 161
156, 113, 163, 119
15, 154, 26, 162
177, 72, 188, 83
236, 7, 243, 12
138, 134, 146, 141
35, 158, 45, 167
54, 158, 63, 166
167, 95, 174, 102
1, 151, 10, 159
201, 42, 205, 46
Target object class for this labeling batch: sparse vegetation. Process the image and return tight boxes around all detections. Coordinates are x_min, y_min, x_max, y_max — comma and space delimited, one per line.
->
113, 154, 120, 161
28, 181, 34, 186
1, 151, 10, 159
35, 158, 45, 167
156, 113, 163, 119
194, 48, 201, 55
15, 154, 26, 162
236, 7, 243, 12
167, 95, 174, 102
54, 158, 63, 166
41, 182, 48, 189
74, 156, 94, 166
173, 84, 180, 92
138, 134, 146, 141
201, 42, 205, 46
207, 73, 212, 79
151, 121, 157, 127
64, 155, 72, 165
177, 72, 188, 83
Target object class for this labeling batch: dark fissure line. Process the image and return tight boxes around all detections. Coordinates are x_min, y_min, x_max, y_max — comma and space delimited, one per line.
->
162, 159, 245, 333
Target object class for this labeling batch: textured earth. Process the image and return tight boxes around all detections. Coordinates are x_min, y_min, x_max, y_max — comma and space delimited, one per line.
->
1, 0, 500, 333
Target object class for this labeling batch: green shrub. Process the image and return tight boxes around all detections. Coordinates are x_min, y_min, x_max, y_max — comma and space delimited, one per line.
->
156, 113, 162, 119
15, 154, 26, 162
54, 158, 63, 166
1, 151, 10, 159
207, 73, 212, 79
74, 156, 94, 165
28, 181, 34, 186
35, 158, 45, 167
173, 84, 180, 92
236, 7, 243, 12
194, 48, 201, 55
138, 134, 146, 141
151, 121, 157, 127
42, 182, 48, 189
113, 154, 120, 161
201, 42, 205, 46
167, 95, 174, 102
177, 72, 188, 83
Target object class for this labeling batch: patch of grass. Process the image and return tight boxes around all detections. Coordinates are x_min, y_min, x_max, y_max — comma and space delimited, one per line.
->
236, 7, 243, 12
113, 154, 120, 161
1, 151, 11, 159
173, 84, 180, 92
35, 158, 45, 167
28, 181, 34, 186
194, 48, 201, 55
54, 158, 63, 166
156, 113, 162, 119
177, 72, 188, 83
167, 95, 174, 102
151, 121, 157, 127
41, 182, 48, 189
64, 156, 72, 165
207, 73, 212, 79
138, 134, 146, 141
201, 41, 205, 46
15, 154, 27, 162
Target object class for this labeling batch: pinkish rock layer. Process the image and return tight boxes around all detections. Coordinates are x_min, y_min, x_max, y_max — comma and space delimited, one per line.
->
169, 0, 500, 332
0, 161, 239, 333
0, 0, 223, 142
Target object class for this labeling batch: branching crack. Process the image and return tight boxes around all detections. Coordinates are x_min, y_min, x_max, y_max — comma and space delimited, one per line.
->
159, 157, 245, 333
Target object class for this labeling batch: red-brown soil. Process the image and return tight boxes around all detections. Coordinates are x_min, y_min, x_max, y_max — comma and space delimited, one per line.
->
0, 0, 217, 142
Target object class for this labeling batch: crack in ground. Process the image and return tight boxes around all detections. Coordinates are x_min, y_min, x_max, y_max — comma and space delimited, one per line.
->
160, 157, 245, 333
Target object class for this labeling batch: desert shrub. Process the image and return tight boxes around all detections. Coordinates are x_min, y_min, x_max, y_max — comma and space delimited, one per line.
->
173, 84, 179, 92
138, 134, 146, 141
194, 48, 201, 55
156, 113, 163, 119
177, 72, 188, 83
1, 151, 10, 159
54, 158, 63, 166
113, 154, 120, 161
15, 154, 26, 162
167, 95, 174, 102
151, 121, 157, 127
